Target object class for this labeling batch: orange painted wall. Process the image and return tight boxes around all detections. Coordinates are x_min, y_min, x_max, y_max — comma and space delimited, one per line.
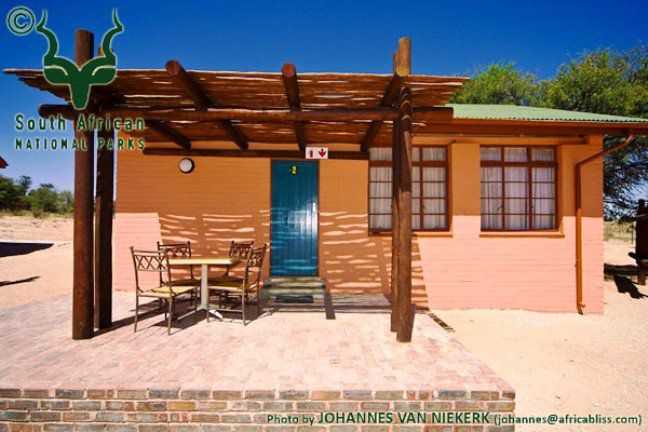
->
114, 136, 604, 313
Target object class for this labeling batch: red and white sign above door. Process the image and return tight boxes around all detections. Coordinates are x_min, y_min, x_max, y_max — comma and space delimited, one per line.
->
305, 147, 329, 160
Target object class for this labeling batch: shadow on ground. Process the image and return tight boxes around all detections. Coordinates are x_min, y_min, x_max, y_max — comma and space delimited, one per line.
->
605, 263, 647, 299
0, 242, 53, 258
0, 276, 40, 287
613, 275, 648, 299
103, 294, 410, 336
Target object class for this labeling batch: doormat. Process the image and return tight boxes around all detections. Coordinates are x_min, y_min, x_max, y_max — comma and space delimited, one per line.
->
275, 294, 314, 303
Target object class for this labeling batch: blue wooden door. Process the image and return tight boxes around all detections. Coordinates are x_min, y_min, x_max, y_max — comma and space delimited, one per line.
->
271, 161, 318, 276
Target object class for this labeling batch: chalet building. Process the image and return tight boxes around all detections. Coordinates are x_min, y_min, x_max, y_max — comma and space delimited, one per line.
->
7, 38, 648, 341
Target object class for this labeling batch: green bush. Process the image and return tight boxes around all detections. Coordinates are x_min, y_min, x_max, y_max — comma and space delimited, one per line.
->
0, 175, 74, 216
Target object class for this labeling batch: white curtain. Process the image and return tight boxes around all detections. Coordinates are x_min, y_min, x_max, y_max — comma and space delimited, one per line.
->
532, 167, 556, 229
422, 167, 445, 229
504, 166, 529, 230
369, 166, 392, 230
481, 166, 503, 229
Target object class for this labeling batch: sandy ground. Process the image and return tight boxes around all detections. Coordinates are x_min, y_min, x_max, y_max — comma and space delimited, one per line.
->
0, 216, 646, 431
0, 215, 73, 241
0, 216, 72, 309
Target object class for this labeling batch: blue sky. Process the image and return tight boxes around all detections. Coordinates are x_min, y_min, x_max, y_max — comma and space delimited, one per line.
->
1, 0, 646, 190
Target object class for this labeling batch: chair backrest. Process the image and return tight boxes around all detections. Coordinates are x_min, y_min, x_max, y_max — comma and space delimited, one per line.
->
229, 241, 254, 260
157, 241, 192, 258
243, 244, 268, 286
157, 241, 192, 285
131, 247, 172, 292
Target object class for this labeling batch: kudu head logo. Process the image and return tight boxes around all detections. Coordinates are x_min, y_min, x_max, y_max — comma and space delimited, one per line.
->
35, 9, 124, 110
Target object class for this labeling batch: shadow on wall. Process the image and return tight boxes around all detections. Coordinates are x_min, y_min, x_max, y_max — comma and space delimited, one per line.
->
319, 211, 428, 307
157, 210, 271, 280
148, 209, 427, 307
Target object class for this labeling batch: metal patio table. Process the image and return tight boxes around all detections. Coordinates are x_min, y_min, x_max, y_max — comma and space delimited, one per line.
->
168, 256, 241, 320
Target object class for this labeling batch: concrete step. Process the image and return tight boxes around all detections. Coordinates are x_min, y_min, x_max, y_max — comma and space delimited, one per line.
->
262, 276, 326, 299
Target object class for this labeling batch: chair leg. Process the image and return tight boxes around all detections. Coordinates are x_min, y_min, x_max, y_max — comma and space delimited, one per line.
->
134, 295, 139, 333
168, 297, 174, 335
206, 291, 210, 323
193, 290, 198, 324
158, 298, 162, 311
257, 291, 261, 316
242, 293, 247, 325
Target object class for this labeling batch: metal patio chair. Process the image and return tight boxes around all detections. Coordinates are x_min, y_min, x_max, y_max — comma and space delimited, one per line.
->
208, 240, 254, 284
206, 244, 268, 325
131, 247, 199, 335
157, 241, 200, 285
157, 240, 200, 306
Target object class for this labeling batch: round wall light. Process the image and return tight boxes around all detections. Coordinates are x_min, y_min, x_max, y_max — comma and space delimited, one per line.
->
178, 158, 195, 174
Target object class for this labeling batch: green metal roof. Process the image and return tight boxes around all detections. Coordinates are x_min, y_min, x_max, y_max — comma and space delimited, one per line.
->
448, 104, 648, 123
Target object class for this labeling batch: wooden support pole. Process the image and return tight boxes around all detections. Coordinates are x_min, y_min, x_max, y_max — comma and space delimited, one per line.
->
390, 120, 400, 332
94, 127, 114, 330
281, 62, 307, 152
72, 29, 95, 340
360, 37, 411, 152
396, 87, 414, 342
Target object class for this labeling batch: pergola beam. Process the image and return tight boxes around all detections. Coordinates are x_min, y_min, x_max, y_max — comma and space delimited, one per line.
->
95, 85, 193, 150
360, 37, 411, 152
147, 121, 192, 150
143, 147, 368, 160
38, 105, 452, 123
281, 62, 308, 152
166, 60, 248, 150
40, 103, 645, 136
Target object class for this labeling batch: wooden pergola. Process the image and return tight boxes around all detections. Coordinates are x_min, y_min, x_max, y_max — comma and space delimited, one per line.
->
6, 34, 471, 342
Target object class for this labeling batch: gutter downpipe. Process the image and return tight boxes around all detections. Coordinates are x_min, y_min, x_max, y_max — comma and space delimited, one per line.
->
575, 134, 635, 314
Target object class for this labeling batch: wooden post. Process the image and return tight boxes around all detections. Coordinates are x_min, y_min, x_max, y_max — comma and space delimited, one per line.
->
396, 87, 414, 342
390, 119, 400, 332
94, 128, 114, 330
72, 29, 95, 339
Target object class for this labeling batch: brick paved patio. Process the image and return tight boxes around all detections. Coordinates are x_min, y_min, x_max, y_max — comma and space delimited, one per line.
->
0, 293, 515, 430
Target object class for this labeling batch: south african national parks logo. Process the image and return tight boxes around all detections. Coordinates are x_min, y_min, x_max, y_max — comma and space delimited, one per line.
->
6, 6, 124, 110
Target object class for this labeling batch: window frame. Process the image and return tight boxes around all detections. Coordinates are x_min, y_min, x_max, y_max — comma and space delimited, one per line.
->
480, 145, 558, 232
368, 145, 449, 233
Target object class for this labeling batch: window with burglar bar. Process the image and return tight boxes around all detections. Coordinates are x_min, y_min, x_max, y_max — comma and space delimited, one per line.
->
368, 146, 448, 231
480, 146, 557, 231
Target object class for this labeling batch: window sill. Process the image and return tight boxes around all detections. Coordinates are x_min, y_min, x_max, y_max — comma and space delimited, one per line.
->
479, 231, 565, 238
368, 231, 452, 238
414, 231, 453, 238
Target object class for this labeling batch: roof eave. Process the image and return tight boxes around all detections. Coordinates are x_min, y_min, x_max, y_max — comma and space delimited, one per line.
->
432, 118, 648, 136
